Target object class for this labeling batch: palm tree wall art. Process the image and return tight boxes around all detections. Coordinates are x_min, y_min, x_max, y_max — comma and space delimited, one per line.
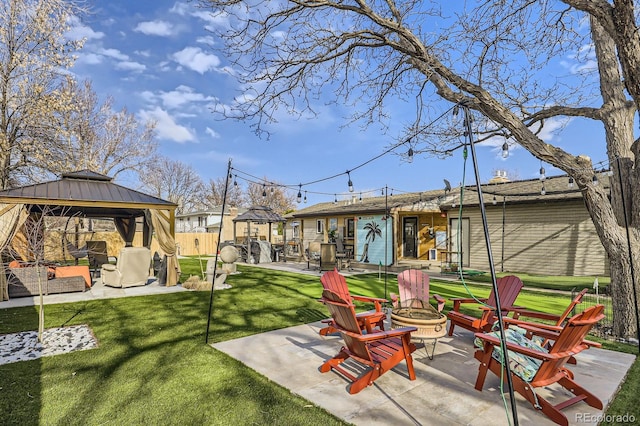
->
356, 215, 392, 265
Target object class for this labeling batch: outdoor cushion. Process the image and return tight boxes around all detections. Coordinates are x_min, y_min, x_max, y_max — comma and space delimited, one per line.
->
54, 265, 92, 288
474, 328, 547, 382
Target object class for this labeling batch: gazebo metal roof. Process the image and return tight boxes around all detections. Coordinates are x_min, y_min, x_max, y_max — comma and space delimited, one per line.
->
233, 205, 286, 224
0, 170, 176, 218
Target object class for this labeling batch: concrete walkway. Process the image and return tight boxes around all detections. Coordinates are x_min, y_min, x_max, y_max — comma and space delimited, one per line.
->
213, 317, 635, 426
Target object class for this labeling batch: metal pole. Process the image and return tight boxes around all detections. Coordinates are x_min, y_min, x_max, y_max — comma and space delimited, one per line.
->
501, 196, 506, 272
462, 104, 519, 424
615, 157, 640, 353
384, 185, 388, 300
205, 159, 232, 344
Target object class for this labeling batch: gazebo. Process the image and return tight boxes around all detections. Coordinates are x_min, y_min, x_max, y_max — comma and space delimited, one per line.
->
232, 205, 286, 263
0, 170, 179, 300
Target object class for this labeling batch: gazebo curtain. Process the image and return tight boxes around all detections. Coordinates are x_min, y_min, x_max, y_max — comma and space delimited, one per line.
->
114, 217, 136, 246
150, 208, 180, 286
0, 204, 28, 301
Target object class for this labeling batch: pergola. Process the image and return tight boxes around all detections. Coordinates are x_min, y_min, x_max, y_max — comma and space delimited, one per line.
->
0, 170, 179, 300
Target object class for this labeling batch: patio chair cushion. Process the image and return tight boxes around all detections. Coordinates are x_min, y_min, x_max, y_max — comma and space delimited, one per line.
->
475, 328, 546, 382
54, 265, 92, 288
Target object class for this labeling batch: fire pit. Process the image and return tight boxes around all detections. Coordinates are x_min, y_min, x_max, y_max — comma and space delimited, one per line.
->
391, 302, 447, 359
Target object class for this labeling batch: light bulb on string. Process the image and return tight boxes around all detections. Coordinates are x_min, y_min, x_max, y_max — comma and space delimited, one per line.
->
333, 194, 337, 204
262, 184, 266, 197
501, 141, 509, 158
539, 166, 546, 181
347, 171, 354, 192
492, 195, 497, 205
592, 174, 599, 185
359, 192, 362, 203
541, 184, 546, 196
568, 176, 574, 189
296, 184, 302, 203
407, 147, 414, 163
233, 175, 238, 186
304, 191, 307, 203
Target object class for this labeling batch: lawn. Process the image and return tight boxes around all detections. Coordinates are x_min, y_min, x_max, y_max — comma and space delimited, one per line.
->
0, 260, 637, 425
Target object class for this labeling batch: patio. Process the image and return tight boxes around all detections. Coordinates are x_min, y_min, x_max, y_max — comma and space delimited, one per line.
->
213, 316, 635, 426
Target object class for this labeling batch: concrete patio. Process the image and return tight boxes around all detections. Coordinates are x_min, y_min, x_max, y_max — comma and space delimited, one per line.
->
213, 315, 636, 426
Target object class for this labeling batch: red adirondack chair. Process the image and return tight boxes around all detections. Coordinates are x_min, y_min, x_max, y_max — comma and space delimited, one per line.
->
474, 305, 605, 426
447, 275, 524, 336
319, 289, 417, 394
504, 288, 596, 363
391, 269, 446, 312
318, 269, 387, 336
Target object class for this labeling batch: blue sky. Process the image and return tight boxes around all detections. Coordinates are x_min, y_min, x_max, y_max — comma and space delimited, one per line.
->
66, 1, 610, 206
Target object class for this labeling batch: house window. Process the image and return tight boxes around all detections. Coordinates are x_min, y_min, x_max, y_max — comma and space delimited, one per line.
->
198, 216, 203, 227
329, 218, 337, 231
346, 218, 354, 238
316, 219, 324, 234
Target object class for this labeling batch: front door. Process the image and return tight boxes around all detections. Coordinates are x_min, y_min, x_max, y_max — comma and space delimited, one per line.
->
403, 217, 418, 258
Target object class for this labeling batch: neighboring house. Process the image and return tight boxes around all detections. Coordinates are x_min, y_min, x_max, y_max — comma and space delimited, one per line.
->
444, 174, 610, 277
286, 172, 611, 277
285, 190, 457, 266
175, 207, 247, 241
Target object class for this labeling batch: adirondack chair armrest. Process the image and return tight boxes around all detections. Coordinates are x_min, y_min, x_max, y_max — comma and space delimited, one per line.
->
340, 326, 417, 342
432, 294, 446, 312
390, 292, 399, 308
503, 317, 563, 332
351, 295, 387, 311
511, 308, 562, 322
452, 297, 488, 311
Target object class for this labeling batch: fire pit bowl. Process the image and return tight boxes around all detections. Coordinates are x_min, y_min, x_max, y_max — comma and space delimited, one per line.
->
391, 304, 447, 340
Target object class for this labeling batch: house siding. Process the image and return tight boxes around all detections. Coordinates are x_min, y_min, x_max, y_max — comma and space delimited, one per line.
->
463, 201, 608, 276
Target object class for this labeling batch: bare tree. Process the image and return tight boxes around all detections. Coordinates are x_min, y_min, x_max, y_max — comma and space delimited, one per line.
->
203, 176, 245, 207
246, 179, 296, 215
140, 158, 205, 214
37, 79, 158, 180
0, 0, 86, 188
202, 0, 640, 338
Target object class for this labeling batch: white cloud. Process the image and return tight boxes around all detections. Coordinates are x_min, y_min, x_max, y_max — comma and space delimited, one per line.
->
196, 35, 216, 46
134, 20, 175, 36
76, 53, 103, 65
169, 2, 190, 16
172, 47, 220, 74
205, 127, 221, 139
66, 16, 105, 41
135, 50, 151, 58
138, 85, 217, 110
116, 61, 147, 72
138, 107, 195, 143
98, 48, 129, 61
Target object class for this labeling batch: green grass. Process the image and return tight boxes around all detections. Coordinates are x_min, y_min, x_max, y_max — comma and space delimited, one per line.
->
0, 260, 636, 425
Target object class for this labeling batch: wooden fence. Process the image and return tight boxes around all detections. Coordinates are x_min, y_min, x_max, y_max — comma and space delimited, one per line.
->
41, 231, 220, 261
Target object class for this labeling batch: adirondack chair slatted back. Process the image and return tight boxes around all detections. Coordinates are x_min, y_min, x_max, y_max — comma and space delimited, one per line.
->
487, 275, 523, 308
320, 269, 351, 302
532, 304, 604, 385
556, 288, 589, 325
397, 269, 429, 308
321, 289, 371, 360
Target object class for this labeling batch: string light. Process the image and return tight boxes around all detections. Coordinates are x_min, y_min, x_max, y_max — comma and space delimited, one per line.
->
592, 175, 599, 185
501, 142, 509, 158
304, 191, 307, 203
539, 165, 546, 181
333, 194, 337, 204
347, 171, 354, 192
541, 184, 546, 196
233, 175, 238, 186
492, 195, 497, 205
568, 176, 574, 189
296, 184, 302, 203
262, 184, 266, 197
359, 192, 362, 202
407, 147, 414, 163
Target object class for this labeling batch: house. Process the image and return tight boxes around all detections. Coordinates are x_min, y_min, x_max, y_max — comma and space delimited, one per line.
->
284, 190, 458, 266
285, 172, 611, 277
443, 173, 610, 277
